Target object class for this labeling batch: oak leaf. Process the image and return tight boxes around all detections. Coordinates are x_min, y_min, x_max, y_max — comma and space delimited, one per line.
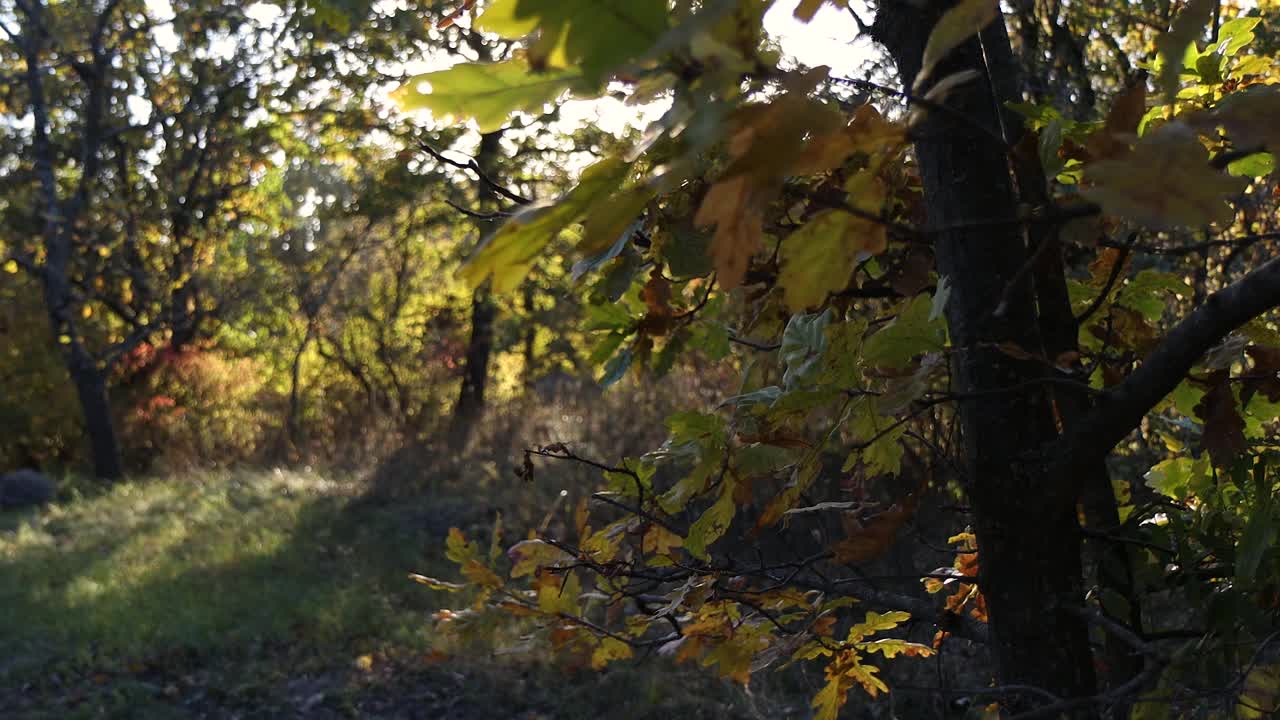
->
1083, 122, 1245, 229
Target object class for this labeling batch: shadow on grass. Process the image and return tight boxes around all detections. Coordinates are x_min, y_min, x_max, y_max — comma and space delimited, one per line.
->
0, 470, 800, 719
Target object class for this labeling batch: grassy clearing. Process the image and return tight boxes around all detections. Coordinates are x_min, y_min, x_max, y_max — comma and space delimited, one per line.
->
0, 469, 808, 719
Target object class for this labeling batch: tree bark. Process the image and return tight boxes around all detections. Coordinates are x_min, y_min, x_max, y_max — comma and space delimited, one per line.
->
872, 3, 1098, 707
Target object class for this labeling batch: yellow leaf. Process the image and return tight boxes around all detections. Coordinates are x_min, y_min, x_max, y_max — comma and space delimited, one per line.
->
536, 569, 581, 615
2, 259, 17, 274
846, 610, 911, 643
914, 0, 999, 91
460, 559, 504, 589
81, 305, 93, 319
590, 637, 634, 670
445, 527, 479, 564
1239, 663, 1280, 718
642, 524, 684, 555
858, 637, 935, 658
778, 210, 885, 311
811, 677, 846, 720
843, 660, 889, 697
701, 632, 766, 684
507, 539, 572, 578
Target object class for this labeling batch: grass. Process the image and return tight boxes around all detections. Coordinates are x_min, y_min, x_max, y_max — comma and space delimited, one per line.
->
0, 468, 809, 719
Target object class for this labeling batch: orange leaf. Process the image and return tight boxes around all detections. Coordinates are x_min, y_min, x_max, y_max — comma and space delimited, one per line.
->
695, 176, 764, 289
832, 503, 914, 563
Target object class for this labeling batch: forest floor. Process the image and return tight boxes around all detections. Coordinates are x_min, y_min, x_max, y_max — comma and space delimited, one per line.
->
0, 469, 813, 719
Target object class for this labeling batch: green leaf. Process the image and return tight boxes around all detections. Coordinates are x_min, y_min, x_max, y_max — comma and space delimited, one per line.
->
459, 157, 633, 292
817, 317, 868, 390
476, 0, 669, 84
1237, 508, 1276, 583
395, 59, 581, 132
845, 400, 906, 477
1215, 17, 1260, 58
658, 445, 723, 515
600, 347, 634, 387
1119, 270, 1193, 322
659, 222, 713, 279
1227, 152, 1275, 178
578, 186, 655, 256
666, 411, 726, 445
862, 294, 945, 369
685, 479, 737, 560
781, 309, 833, 389
1144, 457, 1209, 500
572, 223, 637, 281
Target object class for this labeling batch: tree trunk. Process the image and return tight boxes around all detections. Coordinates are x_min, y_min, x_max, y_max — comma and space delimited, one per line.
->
447, 131, 505, 447
287, 324, 314, 454
42, 271, 125, 481
69, 350, 124, 481
448, 288, 496, 447
22, 2, 122, 481
873, 4, 1097, 708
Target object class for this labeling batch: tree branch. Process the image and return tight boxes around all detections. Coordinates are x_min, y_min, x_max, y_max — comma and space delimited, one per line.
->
1068, 256, 1280, 459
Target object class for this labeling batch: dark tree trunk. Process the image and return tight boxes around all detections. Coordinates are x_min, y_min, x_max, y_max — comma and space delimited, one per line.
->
447, 131, 505, 447
287, 324, 315, 453
22, 1, 122, 481
448, 288, 496, 446
873, 3, 1098, 708
69, 350, 124, 481
41, 268, 125, 481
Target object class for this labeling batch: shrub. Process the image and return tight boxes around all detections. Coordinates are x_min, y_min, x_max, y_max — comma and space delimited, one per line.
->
116, 344, 267, 471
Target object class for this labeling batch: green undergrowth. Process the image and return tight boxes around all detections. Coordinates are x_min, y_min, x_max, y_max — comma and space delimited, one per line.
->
0, 469, 442, 673
0, 469, 807, 719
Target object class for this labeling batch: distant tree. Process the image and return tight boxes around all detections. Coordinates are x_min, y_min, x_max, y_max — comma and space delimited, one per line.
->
0, 0, 297, 478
